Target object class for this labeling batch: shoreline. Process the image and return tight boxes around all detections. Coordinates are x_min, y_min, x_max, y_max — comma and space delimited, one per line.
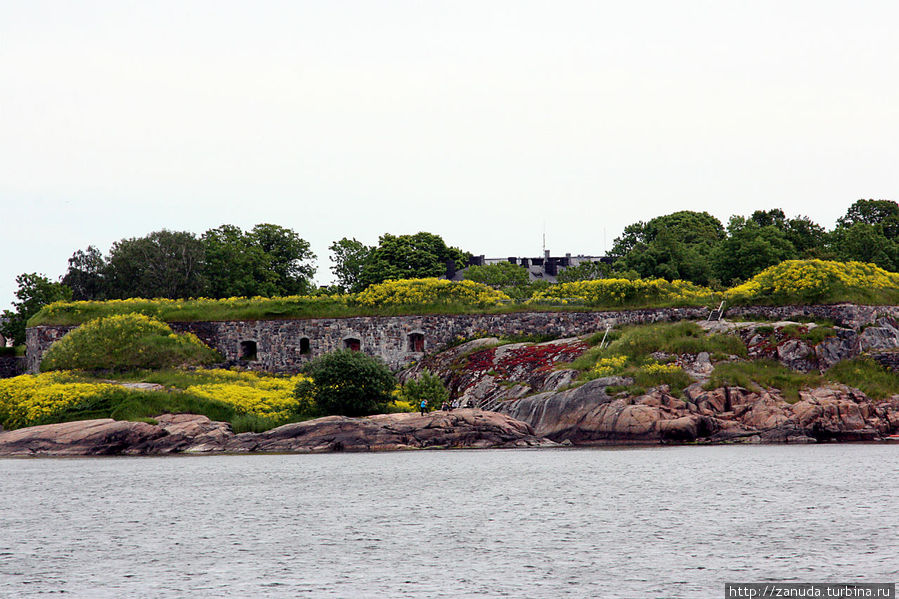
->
2, 407, 898, 458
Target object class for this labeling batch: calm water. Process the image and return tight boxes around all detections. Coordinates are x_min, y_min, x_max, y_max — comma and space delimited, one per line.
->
1, 446, 897, 598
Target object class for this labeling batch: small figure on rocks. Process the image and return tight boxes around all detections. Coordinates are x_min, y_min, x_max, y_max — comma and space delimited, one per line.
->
441, 401, 450, 411
420, 399, 428, 415
451, 398, 460, 410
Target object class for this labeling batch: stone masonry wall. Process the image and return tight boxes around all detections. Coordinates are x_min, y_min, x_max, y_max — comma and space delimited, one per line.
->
25, 303, 899, 374
26, 307, 711, 373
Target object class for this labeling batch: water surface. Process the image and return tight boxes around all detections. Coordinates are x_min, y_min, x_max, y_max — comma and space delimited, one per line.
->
1, 445, 897, 598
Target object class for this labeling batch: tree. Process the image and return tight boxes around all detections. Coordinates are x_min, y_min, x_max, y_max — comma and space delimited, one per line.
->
464, 262, 529, 288
712, 218, 798, 284
299, 350, 396, 416
246, 224, 317, 295
610, 211, 724, 285
202, 224, 278, 298
61, 245, 107, 300
399, 370, 449, 410
329, 237, 373, 293
0, 273, 72, 345
556, 261, 613, 283
105, 230, 207, 299
359, 232, 469, 288
783, 215, 827, 257
829, 222, 899, 271
837, 199, 899, 237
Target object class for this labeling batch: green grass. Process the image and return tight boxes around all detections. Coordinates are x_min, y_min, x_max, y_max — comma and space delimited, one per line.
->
29, 294, 719, 327
570, 321, 746, 372
562, 322, 747, 398
728, 287, 899, 308
631, 367, 695, 398
827, 358, 899, 400
607, 321, 747, 360
112, 368, 238, 389
780, 324, 837, 344
705, 360, 822, 403
106, 389, 240, 423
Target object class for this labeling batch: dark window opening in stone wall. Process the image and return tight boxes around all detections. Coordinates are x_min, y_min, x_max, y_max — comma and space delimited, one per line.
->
408, 333, 425, 353
344, 338, 361, 351
300, 337, 311, 355
240, 340, 258, 361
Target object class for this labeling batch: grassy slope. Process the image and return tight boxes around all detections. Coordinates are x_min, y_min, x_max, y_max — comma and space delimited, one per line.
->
562, 322, 899, 402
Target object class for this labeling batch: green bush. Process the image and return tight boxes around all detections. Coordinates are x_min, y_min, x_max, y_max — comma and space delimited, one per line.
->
298, 350, 396, 416
41, 314, 221, 372
399, 370, 449, 410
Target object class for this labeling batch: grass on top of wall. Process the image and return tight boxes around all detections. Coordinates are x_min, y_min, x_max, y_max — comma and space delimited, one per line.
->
27, 294, 715, 327
26, 260, 899, 328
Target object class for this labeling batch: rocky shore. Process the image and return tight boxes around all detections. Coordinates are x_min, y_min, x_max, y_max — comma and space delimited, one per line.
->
0, 409, 553, 456
2, 379, 897, 456
497, 380, 899, 444
5, 316, 899, 456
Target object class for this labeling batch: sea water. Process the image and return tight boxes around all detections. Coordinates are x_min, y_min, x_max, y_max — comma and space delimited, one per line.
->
1, 445, 897, 598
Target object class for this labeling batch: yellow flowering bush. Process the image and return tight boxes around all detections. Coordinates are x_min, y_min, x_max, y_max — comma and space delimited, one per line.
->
186, 373, 314, 421
0, 371, 120, 429
724, 260, 899, 305
591, 355, 629, 376
640, 362, 683, 375
353, 278, 510, 307
530, 278, 712, 307
41, 313, 221, 371
0, 368, 322, 430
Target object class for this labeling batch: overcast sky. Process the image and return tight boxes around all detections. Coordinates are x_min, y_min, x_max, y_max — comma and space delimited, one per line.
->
2, 0, 897, 307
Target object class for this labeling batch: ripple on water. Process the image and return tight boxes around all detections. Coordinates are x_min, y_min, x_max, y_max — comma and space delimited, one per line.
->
1, 445, 898, 598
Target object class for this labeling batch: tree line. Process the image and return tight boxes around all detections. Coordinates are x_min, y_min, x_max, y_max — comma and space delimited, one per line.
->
0, 227, 468, 345
2, 199, 896, 346
605, 199, 899, 287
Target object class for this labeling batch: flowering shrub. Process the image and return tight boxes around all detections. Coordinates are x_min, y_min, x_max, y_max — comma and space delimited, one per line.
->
0, 368, 319, 430
353, 278, 510, 307
186, 372, 314, 421
41, 314, 221, 371
639, 362, 683, 375
591, 355, 629, 377
529, 278, 712, 307
724, 260, 899, 305
0, 371, 120, 429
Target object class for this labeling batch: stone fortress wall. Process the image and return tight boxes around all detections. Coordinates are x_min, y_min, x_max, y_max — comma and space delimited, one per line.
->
25, 303, 899, 375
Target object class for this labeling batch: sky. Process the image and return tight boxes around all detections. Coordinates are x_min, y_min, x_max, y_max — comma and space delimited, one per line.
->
2, 0, 898, 308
